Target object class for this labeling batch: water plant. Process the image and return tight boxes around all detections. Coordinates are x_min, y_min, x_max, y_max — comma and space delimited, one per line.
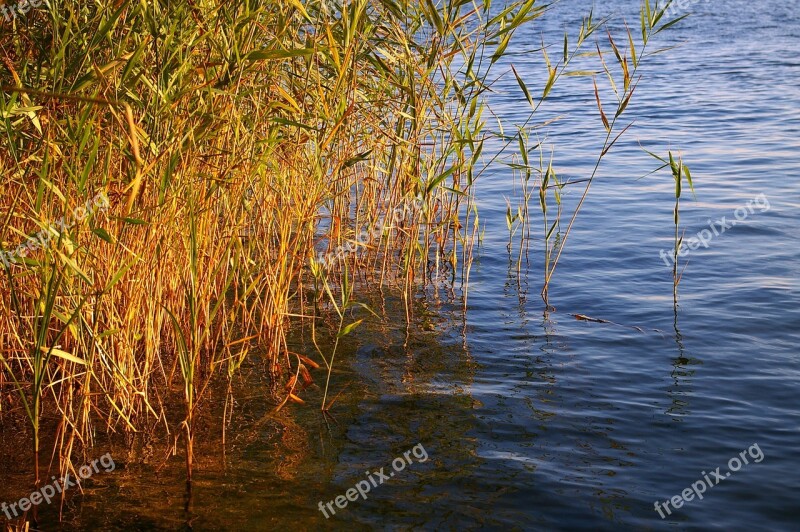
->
0, 1, 687, 522
530, 0, 690, 305
646, 149, 694, 297
0, 0, 539, 490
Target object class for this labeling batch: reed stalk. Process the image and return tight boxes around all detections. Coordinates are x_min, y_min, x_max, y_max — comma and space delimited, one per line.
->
0, 0, 687, 510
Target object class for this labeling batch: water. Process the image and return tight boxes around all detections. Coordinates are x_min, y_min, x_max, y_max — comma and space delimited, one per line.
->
2, 1, 798, 529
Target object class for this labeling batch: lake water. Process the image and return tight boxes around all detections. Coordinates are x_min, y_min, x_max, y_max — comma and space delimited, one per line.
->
3, 0, 798, 530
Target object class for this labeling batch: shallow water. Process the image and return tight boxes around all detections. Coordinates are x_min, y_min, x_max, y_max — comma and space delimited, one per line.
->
2, 0, 799, 530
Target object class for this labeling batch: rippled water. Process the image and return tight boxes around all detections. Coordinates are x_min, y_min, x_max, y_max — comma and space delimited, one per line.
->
3, 1, 798, 530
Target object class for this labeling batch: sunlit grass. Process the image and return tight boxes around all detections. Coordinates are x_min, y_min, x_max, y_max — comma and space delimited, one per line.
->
0, 0, 686, 521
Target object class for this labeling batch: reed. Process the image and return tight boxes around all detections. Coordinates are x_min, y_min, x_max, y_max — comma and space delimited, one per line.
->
0, 0, 686, 519
646, 149, 694, 297
0, 0, 539, 499
528, 0, 688, 305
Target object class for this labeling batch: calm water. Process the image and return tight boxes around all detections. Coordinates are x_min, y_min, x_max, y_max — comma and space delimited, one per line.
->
3, 1, 799, 530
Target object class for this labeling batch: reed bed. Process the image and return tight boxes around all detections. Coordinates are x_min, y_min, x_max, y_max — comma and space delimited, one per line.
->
0, 0, 685, 524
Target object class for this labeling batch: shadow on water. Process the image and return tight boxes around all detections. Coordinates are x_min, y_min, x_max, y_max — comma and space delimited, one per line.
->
0, 286, 486, 530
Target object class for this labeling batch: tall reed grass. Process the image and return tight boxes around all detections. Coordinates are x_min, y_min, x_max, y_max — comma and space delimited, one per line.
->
0, 0, 685, 524
0, 0, 535, 503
